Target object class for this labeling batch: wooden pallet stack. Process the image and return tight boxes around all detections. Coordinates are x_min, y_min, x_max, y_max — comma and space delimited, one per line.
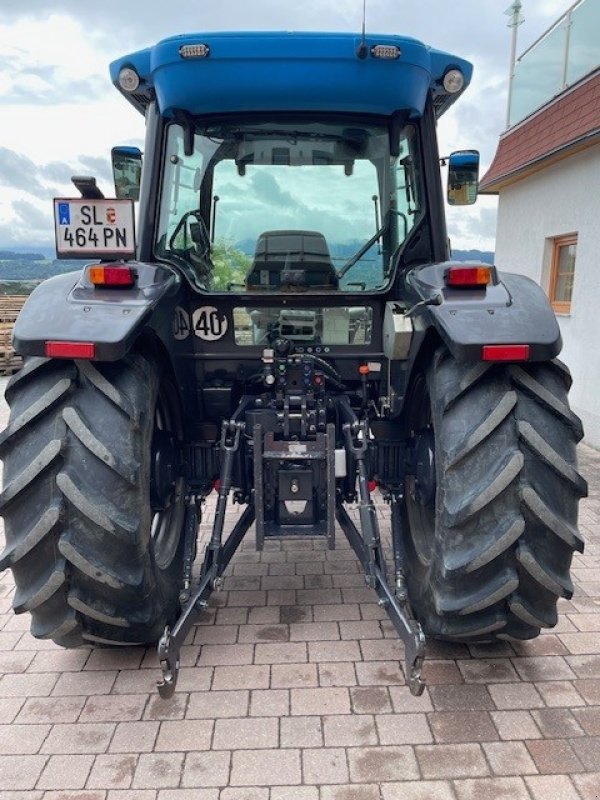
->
0, 296, 27, 376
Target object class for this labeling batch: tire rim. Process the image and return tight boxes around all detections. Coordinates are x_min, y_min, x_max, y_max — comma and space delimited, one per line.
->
405, 372, 437, 566
150, 381, 186, 570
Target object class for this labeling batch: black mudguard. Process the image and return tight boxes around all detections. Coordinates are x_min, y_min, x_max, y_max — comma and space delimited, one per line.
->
12, 263, 180, 362
406, 263, 562, 361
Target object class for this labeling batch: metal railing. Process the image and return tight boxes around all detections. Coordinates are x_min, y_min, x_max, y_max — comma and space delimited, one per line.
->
509, 0, 599, 127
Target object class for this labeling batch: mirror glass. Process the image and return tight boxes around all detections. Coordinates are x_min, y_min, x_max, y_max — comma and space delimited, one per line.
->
111, 146, 142, 201
447, 150, 479, 206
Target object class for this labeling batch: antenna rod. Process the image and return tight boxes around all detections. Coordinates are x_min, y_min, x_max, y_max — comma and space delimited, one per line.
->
357, 0, 368, 59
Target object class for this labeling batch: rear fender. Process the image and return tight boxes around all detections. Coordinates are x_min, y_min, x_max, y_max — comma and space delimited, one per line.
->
406, 263, 562, 361
12, 262, 181, 362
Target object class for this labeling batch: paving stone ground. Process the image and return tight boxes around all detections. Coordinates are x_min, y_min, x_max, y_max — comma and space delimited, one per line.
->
1, 374, 599, 799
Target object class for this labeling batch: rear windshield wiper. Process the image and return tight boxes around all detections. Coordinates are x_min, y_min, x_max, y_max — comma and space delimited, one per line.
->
337, 219, 388, 279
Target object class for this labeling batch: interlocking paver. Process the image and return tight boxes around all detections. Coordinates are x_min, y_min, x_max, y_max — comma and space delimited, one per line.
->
573, 772, 600, 799
0, 723, 50, 754
531, 707, 585, 738
109, 722, 160, 753
37, 754, 94, 790
350, 686, 392, 714
416, 743, 489, 779
317, 662, 357, 687
525, 738, 584, 773
525, 774, 581, 799
323, 714, 378, 746
347, 745, 419, 782
0, 754, 48, 790
80, 695, 148, 723
186, 690, 248, 718
482, 740, 537, 775
302, 747, 349, 784
490, 710, 542, 740
87, 754, 138, 789
380, 782, 455, 800
428, 711, 497, 743
212, 717, 278, 749
291, 687, 351, 715
230, 749, 300, 786
453, 776, 531, 800
133, 753, 185, 789
41, 723, 115, 755
280, 716, 322, 748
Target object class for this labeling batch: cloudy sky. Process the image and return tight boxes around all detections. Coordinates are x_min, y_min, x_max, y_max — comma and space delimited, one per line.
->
0, 0, 570, 254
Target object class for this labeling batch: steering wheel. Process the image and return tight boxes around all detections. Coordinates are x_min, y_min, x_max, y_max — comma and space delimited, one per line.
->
169, 209, 211, 256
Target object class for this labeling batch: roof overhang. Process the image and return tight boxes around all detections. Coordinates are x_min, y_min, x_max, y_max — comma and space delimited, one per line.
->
481, 130, 600, 194
480, 69, 600, 194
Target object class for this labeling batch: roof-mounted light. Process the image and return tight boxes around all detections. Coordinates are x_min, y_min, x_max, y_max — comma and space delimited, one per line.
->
443, 69, 465, 94
118, 67, 140, 93
179, 43, 210, 59
371, 44, 401, 60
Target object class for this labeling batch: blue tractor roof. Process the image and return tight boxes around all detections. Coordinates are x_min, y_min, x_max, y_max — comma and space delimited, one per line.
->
109, 31, 472, 119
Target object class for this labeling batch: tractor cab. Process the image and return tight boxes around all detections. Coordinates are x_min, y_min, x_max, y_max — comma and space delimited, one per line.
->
110, 32, 474, 296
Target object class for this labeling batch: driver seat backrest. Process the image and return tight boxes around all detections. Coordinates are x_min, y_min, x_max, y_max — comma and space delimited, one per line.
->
246, 230, 339, 289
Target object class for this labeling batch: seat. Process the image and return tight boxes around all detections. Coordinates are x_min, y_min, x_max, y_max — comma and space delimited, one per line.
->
246, 230, 339, 290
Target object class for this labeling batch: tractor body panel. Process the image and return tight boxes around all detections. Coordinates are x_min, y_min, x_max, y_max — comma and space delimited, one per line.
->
110, 32, 472, 118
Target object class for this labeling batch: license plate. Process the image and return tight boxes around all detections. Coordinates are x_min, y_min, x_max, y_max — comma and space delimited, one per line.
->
54, 198, 136, 259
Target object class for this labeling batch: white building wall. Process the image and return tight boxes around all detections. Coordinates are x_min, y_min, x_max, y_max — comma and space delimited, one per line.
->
494, 143, 600, 447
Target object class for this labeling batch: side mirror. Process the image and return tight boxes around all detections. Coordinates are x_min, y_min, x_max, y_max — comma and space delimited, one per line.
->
111, 146, 142, 201
447, 150, 479, 206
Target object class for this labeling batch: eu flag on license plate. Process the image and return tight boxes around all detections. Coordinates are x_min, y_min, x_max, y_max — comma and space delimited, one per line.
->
58, 202, 70, 225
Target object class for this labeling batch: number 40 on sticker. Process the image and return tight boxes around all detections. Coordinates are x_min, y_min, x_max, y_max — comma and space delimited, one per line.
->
192, 307, 228, 341
173, 306, 228, 341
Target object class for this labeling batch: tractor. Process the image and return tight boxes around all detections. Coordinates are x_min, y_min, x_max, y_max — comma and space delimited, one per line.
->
0, 31, 587, 698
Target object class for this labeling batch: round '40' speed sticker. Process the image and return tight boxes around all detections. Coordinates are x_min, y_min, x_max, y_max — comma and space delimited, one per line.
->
192, 306, 228, 341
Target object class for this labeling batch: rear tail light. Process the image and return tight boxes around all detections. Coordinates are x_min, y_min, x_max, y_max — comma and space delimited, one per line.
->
445, 266, 492, 287
45, 341, 96, 359
482, 345, 530, 362
88, 265, 135, 287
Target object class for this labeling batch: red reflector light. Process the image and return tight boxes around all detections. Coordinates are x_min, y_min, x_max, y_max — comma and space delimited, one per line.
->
368, 479, 378, 493
446, 266, 491, 287
213, 478, 221, 494
45, 341, 96, 359
88, 265, 135, 287
482, 345, 530, 362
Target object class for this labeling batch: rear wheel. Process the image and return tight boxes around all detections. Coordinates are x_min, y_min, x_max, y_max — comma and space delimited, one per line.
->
0, 353, 186, 646
403, 347, 587, 641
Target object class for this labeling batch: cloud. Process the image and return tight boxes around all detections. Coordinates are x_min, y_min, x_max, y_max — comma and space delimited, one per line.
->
77, 156, 114, 184
0, 148, 50, 196
250, 171, 298, 209
0, 2, 577, 252
12, 199, 53, 231
1, 76, 106, 106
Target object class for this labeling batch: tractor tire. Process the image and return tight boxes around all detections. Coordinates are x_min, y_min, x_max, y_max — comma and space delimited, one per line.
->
0, 353, 186, 646
403, 347, 587, 641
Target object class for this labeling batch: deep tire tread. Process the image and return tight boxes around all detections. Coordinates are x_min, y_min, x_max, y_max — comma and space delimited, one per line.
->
0, 355, 184, 647
404, 350, 586, 643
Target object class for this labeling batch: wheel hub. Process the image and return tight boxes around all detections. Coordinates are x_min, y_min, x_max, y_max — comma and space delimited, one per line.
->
413, 427, 436, 510
150, 430, 177, 510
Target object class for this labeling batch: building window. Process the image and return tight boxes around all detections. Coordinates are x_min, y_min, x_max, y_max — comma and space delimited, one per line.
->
549, 234, 577, 313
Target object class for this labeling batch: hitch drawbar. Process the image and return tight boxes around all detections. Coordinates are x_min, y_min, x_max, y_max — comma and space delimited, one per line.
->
157, 419, 426, 699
